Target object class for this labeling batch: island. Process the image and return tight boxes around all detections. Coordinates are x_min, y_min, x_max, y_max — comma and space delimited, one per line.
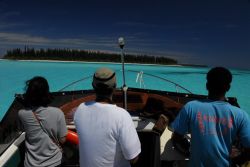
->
3, 47, 178, 65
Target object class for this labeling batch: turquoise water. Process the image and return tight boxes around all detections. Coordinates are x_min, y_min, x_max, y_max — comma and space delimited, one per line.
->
1, 59, 250, 121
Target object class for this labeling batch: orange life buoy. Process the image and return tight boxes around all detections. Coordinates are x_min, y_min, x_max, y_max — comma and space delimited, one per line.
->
66, 130, 79, 145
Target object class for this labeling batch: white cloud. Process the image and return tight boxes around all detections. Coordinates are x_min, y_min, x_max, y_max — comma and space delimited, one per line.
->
0, 32, 196, 64
0, 10, 24, 29
0, 32, 51, 45
0, 11, 20, 20
0, 22, 27, 29
0, 32, 115, 47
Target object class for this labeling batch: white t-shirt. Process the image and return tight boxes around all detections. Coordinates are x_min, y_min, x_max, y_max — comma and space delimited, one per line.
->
74, 101, 141, 167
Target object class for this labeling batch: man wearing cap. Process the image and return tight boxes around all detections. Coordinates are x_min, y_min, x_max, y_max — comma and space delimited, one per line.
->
74, 67, 141, 167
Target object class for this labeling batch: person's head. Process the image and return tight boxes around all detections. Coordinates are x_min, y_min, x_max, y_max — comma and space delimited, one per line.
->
92, 68, 116, 97
206, 67, 232, 97
24, 76, 51, 107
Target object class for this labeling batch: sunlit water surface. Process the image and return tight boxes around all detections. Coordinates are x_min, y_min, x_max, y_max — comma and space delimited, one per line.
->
1, 60, 250, 121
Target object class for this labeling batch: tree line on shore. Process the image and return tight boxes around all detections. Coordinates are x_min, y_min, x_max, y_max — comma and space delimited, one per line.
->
3, 47, 178, 65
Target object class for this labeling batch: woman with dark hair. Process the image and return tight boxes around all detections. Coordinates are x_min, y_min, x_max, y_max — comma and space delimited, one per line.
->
18, 76, 67, 167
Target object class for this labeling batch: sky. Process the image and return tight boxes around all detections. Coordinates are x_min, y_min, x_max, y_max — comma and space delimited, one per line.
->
0, 0, 249, 69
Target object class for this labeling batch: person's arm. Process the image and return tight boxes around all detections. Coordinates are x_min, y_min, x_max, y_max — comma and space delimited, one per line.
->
17, 110, 24, 132
57, 109, 68, 145
172, 132, 185, 142
170, 104, 190, 135
59, 136, 66, 144
232, 111, 250, 165
170, 104, 191, 156
130, 156, 139, 164
231, 148, 250, 165
119, 111, 141, 164
172, 132, 190, 156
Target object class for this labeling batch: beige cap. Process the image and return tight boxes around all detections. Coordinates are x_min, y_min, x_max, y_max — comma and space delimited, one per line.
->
92, 68, 116, 89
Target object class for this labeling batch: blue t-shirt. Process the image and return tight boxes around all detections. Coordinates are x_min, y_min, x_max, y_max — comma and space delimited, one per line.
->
171, 100, 250, 167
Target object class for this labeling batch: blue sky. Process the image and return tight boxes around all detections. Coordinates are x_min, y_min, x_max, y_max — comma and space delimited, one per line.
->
0, 0, 249, 69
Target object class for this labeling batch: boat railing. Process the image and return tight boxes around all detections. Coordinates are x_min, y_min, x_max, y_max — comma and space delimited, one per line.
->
58, 70, 192, 94
58, 75, 93, 92
128, 70, 192, 94
135, 71, 145, 88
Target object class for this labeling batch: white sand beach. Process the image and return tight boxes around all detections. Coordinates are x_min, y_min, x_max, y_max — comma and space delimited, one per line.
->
0, 58, 182, 67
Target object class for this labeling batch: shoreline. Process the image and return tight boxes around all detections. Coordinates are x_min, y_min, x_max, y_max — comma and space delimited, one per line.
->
0, 58, 184, 67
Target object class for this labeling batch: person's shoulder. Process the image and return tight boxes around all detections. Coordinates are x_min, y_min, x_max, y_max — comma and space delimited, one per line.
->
186, 100, 198, 105
228, 104, 249, 117
18, 108, 28, 117
113, 105, 129, 113
104, 104, 130, 118
184, 100, 202, 107
47, 106, 62, 112
18, 108, 32, 114
46, 107, 67, 122
227, 103, 242, 110
46, 106, 65, 117
18, 109, 33, 121
18, 108, 26, 113
185, 99, 213, 107
74, 101, 96, 117
78, 101, 95, 108
113, 105, 133, 120
111, 106, 134, 125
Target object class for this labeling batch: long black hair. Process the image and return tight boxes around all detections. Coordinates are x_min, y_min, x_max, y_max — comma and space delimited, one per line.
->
24, 76, 51, 107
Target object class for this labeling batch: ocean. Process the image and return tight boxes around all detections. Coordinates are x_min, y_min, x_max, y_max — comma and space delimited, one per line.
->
1, 59, 250, 121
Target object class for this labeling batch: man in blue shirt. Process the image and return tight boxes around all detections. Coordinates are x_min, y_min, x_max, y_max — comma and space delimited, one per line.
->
171, 67, 250, 167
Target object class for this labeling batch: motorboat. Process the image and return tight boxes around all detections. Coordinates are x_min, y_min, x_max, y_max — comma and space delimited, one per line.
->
0, 38, 246, 167
0, 69, 243, 167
